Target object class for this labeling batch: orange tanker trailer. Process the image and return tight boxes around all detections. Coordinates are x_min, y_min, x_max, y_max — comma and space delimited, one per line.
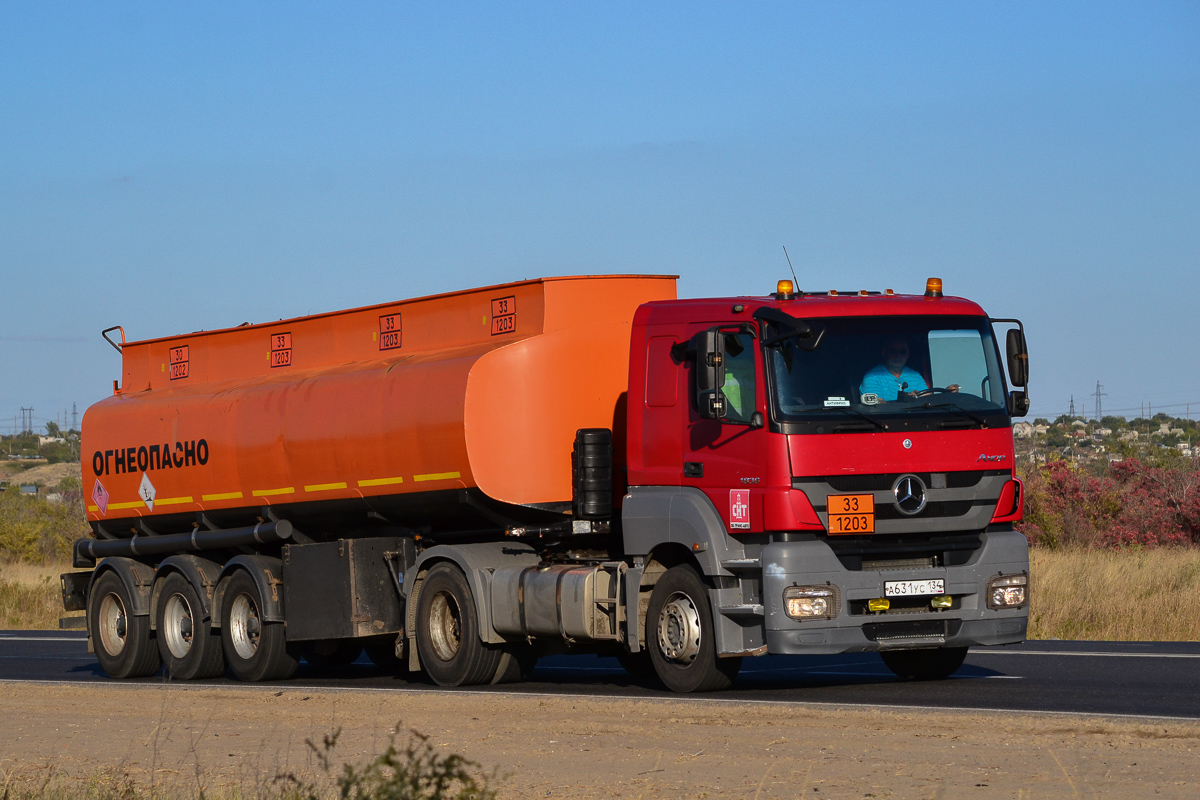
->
82, 275, 676, 538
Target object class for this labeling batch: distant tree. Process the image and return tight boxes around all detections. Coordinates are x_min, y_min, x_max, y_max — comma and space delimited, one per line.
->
44, 421, 61, 437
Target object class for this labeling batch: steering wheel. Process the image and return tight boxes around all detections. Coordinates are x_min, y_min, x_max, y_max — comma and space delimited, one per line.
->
913, 387, 954, 398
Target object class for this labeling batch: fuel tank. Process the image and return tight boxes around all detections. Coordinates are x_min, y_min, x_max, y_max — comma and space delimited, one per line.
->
82, 275, 677, 538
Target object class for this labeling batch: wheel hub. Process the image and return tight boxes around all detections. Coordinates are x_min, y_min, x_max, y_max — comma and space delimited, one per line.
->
229, 593, 261, 660
427, 591, 462, 662
97, 592, 128, 657
657, 592, 702, 664
162, 593, 195, 660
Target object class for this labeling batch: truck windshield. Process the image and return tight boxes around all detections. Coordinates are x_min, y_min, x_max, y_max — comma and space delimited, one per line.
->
765, 315, 1007, 425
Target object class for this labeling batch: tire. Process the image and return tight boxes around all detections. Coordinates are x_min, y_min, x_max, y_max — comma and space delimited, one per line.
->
301, 639, 363, 672
646, 565, 741, 693
155, 572, 225, 680
89, 571, 161, 679
219, 570, 298, 682
880, 647, 969, 681
415, 563, 507, 686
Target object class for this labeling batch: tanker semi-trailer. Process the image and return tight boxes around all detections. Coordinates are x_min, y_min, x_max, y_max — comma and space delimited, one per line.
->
63, 274, 1032, 692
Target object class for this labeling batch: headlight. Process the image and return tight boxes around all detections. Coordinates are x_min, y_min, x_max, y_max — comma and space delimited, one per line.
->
986, 573, 1029, 610
783, 585, 840, 620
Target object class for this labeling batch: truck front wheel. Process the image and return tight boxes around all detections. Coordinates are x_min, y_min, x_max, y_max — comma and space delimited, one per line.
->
880, 647, 968, 680
89, 572, 161, 679
415, 563, 506, 686
219, 570, 298, 681
647, 565, 740, 693
156, 573, 225, 680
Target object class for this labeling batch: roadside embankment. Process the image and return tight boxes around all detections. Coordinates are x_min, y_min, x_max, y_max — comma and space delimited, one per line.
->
1, 681, 1198, 798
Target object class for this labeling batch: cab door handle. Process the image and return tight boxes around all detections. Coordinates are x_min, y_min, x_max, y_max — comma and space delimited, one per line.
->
684, 462, 704, 478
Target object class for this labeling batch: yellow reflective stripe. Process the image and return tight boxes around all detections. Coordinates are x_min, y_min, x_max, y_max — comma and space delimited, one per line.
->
202, 491, 243, 501
413, 471, 461, 482
107, 501, 145, 510
155, 496, 193, 506
305, 482, 347, 492
358, 476, 404, 487
251, 487, 295, 497
87, 505, 98, 512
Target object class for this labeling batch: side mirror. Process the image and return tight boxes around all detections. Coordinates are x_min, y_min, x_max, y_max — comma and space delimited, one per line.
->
696, 329, 726, 419
1006, 328, 1028, 388
1007, 390, 1030, 417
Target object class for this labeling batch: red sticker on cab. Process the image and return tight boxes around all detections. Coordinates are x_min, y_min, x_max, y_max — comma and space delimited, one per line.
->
729, 489, 750, 530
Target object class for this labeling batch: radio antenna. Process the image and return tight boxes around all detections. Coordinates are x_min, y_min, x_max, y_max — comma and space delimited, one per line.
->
782, 245, 799, 289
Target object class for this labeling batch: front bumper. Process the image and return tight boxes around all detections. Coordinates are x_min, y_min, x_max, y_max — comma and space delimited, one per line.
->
761, 529, 1029, 655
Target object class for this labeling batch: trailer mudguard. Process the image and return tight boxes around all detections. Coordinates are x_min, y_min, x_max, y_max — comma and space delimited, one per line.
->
212, 555, 285, 626
404, 542, 541, 647
88, 557, 156, 617
149, 554, 222, 627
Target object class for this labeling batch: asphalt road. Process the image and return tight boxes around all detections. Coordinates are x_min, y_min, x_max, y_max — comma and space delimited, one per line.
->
3, 631, 1197, 719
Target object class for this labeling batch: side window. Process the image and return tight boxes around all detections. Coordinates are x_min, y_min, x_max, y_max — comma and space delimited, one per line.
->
722, 332, 757, 424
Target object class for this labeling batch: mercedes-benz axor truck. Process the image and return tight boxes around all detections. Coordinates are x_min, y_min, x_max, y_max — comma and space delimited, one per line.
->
63, 274, 1031, 692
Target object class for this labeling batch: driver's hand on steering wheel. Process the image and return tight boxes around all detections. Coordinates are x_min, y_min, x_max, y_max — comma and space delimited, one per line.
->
947, 384, 960, 392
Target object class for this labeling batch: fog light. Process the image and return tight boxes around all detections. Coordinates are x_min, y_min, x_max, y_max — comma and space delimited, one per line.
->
867, 598, 890, 613
986, 573, 1029, 610
931, 595, 953, 610
783, 585, 839, 620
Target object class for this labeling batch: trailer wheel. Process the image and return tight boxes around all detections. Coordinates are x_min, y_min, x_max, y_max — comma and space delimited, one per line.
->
89, 572, 161, 679
880, 647, 968, 681
415, 563, 504, 686
647, 565, 740, 693
155, 573, 225, 680
220, 570, 298, 681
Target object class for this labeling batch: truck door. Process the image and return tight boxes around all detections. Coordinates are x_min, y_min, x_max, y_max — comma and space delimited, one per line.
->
684, 328, 771, 533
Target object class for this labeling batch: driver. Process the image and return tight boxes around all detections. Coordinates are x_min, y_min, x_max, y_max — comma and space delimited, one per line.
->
859, 338, 958, 401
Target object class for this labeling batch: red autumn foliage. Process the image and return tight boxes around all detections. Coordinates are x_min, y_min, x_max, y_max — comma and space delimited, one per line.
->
1017, 456, 1200, 548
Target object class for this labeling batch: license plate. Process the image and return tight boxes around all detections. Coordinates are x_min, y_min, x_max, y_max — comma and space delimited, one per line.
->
884, 579, 945, 597
827, 493, 875, 534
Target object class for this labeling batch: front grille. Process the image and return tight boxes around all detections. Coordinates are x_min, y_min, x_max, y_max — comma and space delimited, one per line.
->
875, 500, 980, 520
862, 619, 963, 641
820, 470, 1000, 493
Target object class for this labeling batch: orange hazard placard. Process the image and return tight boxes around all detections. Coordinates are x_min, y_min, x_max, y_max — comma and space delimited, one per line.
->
827, 493, 875, 534
168, 345, 189, 380
270, 332, 292, 368
490, 296, 516, 335
378, 314, 402, 350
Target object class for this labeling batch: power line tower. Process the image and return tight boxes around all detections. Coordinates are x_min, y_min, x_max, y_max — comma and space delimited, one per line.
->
1068, 395, 1076, 418
1092, 381, 1107, 421
71, 402, 78, 431
19, 407, 33, 435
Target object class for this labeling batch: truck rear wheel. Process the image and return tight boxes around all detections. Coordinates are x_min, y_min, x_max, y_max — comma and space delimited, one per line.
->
881, 647, 969, 680
89, 572, 161, 679
220, 570, 298, 681
647, 565, 741, 693
156, 573, 225, 680
415, 563, 506, 686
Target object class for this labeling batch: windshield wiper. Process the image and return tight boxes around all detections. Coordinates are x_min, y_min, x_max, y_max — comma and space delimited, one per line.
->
832, 407, 889, 432
921, 402, 990, 429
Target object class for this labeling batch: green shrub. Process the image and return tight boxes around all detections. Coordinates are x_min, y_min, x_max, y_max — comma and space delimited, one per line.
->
0, 485, 86, 563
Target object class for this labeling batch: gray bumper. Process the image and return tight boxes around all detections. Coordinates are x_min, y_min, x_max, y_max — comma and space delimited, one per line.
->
761, 530, 1029, 654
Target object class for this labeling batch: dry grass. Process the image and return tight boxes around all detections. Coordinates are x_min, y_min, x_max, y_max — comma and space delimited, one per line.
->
1028, 547, 1200, 641
0, 562, 80, 630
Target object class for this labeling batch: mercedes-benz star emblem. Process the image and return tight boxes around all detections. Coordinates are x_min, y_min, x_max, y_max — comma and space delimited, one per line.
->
893, 475, 927, 515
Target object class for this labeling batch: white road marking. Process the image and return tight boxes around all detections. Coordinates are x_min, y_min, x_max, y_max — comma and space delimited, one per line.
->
0, 636, 86, 642
973, 650, 1200, 659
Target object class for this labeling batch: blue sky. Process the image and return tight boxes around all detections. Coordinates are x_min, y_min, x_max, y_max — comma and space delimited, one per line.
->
2, 2, 1198, 430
